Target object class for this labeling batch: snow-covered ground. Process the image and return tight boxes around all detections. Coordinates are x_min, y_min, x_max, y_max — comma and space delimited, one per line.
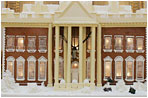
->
1, 71, 147, 97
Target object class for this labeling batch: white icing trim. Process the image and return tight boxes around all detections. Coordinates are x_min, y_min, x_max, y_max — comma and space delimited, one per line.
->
114, 56, 123, 81
125, 56, 134, 81
38, 56, 47, 81
27, 56, 36, 81
16, 56, 25, 81
103, 56, 112, 81
2, 28, 6, 78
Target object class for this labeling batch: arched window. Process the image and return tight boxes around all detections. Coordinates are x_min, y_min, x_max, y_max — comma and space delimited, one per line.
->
27, 56, 36, 81
104, 56, 112, 80
86, 57, 91, 80
54, 56, 64, 80
16, 56, 25, 80
38, 56, 47, 81
136, 56, 145, 81
125, 56, 134, 81
6, 56, 15, 76
114, 56, 123, 80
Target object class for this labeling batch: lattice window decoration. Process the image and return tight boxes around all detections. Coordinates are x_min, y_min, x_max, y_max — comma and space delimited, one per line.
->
136, 56, 145, 81
114, 56, 123, 80
6, 35, 15, 52
6, 56, 15, 76
16, 36, 25, 52
136, 36, 144, 53
38, 56, 47, 81
27, 56, 36, 81
125, 56, 134, 81
16, 56, 25, 80
104, 56, 112, 80
27, 36, 36, 53
103, 35, 112, 52
39, 36, 47, 53
126, 36, 134, 53
114, 35, 123, 52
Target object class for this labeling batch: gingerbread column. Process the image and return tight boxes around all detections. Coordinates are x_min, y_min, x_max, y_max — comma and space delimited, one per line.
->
64, 27, 68, 82
79, 26, 83, 85
97, 24, 102, 87
54, 26, 60, 86
67, 26, 72, 88
47, 24, 53, 87
90, 26, 95, 88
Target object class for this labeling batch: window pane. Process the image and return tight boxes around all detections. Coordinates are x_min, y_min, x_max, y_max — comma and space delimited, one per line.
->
39, 61, 46, 80
126, 37, 134, 50
7, 36, 15, 49
28, 37, 36, 50
39, 37, 47, 50
127, 61, 133, 79
137, 61, 143, 79
87, 61, 91, 79
137, 37, 144, 50
7, 61, 13, 75
28, 61, 35, 80
115, 36, 122, 50
87, 38, 91, 50
59, 61, 64, 79
17, 37, 25, 50
104, 36, 111, 49
17, 61, 24, 79
116, 61, 122, 79
105, 61, 111, 79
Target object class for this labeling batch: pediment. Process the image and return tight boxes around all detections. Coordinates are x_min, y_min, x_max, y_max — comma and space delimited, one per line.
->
54, 2, 96, 24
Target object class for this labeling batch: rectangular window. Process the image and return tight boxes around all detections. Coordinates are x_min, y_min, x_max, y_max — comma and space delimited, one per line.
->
6, 35, 15, 52
104, 61, 112, 79
114, 35, 123, 52
126, 61, 133, 80
39, 36, 47, 53
17, 61, 24, 80
87, 37, 91, 50
28, 61, 35, 80
16, 36, 25, 52
126, 36, 134, 52
137, 61, 143, 80
38, 61, 46, 81
136, 36, 144, 53
104, 35, 112, 52
115, 61, 122, 79
59, 62, 64, 79
7, 61, 14, 76
27, 36, 36, 52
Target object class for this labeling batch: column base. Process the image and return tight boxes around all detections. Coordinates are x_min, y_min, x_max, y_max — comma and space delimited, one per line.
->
89, 83, 95, 90
97, 83, 102, 87
78, 83, 84, 89
47, 83, 53, 87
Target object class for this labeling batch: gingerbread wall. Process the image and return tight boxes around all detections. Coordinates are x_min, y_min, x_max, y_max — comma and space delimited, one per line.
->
5, 27, 48, 86
101, 27, 146, 86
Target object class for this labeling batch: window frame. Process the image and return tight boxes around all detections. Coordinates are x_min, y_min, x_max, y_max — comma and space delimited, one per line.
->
38, 56, 47, 81
27, 36, 36, 53
38, 36, 47, 53
16, 56, 25, 81
16, 35, 25, 52
6, 56, 15, 77
136, 56, 145, 81
114, 56, 123, 81
6, 35, 15, 52
114, 35, 123, 53
136, 36, 144, 53
126, 36, 134, 53
125, 56, 134, 81
27, 56, 36, 81
104, 56, 112, 81
103, 35, 112, 52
